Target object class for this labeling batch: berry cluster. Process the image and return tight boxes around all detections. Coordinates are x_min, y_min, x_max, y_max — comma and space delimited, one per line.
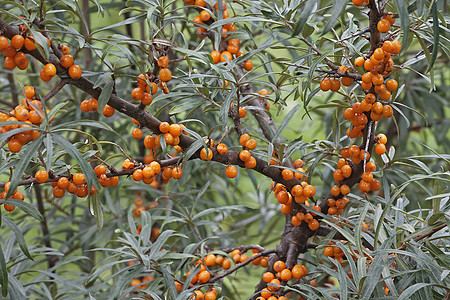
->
185, 0, 253, 70
0, 86, 43, 153
257, 261, 308, 300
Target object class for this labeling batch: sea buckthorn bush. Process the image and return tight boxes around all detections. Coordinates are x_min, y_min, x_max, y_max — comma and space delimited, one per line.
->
0, 0, 448, 299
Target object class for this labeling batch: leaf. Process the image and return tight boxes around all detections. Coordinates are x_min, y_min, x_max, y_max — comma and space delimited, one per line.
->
360, 237, 392, 298
52, 134, 99, 189
292, 0, 316, 36
52, 120, 114, 131
91, 14, 146, 35
45, 134, 53, 172
331, 257, 348, 299
2, 216, 32, 260
93, 71, 113, 89
97, 80, 114, 115
397, 283, 437, 300
271, 104, 300, 142
322, 0, 347, 34
425, 1, 439, 73
89, 193, 103, 230
394, 0, 410, 48
1, 198, 43, 221
6, 135, 44, 200
0, 242, 8, 296
0, 125, 39, 145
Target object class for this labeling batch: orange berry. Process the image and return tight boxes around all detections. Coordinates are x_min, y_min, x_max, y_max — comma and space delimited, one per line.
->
35, 170, 49, 183
210, 50, 221, 64
280, 269, 292, 281
53, 186, 65, 198
373, 48, 385, 61
159, 122, 170, 133
341, 164, 352, 178
377, 19, 391, 33
308, 219, 319, 230
320, 78, 331, 91
239, 150, 251, 162
341, 77, 354, 86
102, 105, 115, 117
157, 56, 169, 68
225, 165, 237, 178
268, 278, 281, 291
359, 180, 371, 193
220, 51, 232, 63
60, 55, 74, 68
11, 35, 24, 50
243, 60, 253, 71
375, 143, 386, 155
131, 128, 143, 139
384, 13, 396, 25
200, 148, 213, 161
281, 169, 294, 181
94, 165, 107, 176
238, 106, 247, 118
273, 260, 286, 272
198, 270, 211, 283
0, 36, 9, 50
4, 57, 17, 69
216, 143, 228, 155
222, 258, 231, 269
68, 64, 82, 79
370, 178, 381, 191
150, 161, 161, 174
200, 10, 211, 21
391, 41, 402, 54
172, 167, 182, 179
131, 87, 144, 101
330, 78, 341, 91
43, 63, 57, 77
245, 156, 256, 169
354, 56, 364, 67
61, 45, 70, 55
72, 173, 86, 185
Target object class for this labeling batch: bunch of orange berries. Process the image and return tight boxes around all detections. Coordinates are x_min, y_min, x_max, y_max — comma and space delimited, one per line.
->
0, 86, 44, 153
130, 275, 155, 290
79, 97, 115, 117
0, 33, 38, 70
334, 150, 381, 194
42, 171, 99, 198
0, 182, 24, 212
257, 261, 308, 300
186, 0, 253, 71
176, 253, 236, 300
230, 248, 269, 267
41, 47, 81, 81
323, 241, 346, 262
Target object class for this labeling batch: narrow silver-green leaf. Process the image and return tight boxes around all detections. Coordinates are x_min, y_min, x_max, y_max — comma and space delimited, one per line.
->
292, 0, 316, 36
89, 193, 103, 230
52, 134, 99, 189
6, 135, 44, 200
272, 104, 300, 142
2, 216, 32, 260
322, 0, 347, 34
394, 0, 410, 48
1, 198, 43, 221
425, 1, 439, 73
0, 245, 7, 296
97, 80, 114, 114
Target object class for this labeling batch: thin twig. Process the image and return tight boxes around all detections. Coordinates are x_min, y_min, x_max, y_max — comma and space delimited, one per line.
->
43, 79, 69, 102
